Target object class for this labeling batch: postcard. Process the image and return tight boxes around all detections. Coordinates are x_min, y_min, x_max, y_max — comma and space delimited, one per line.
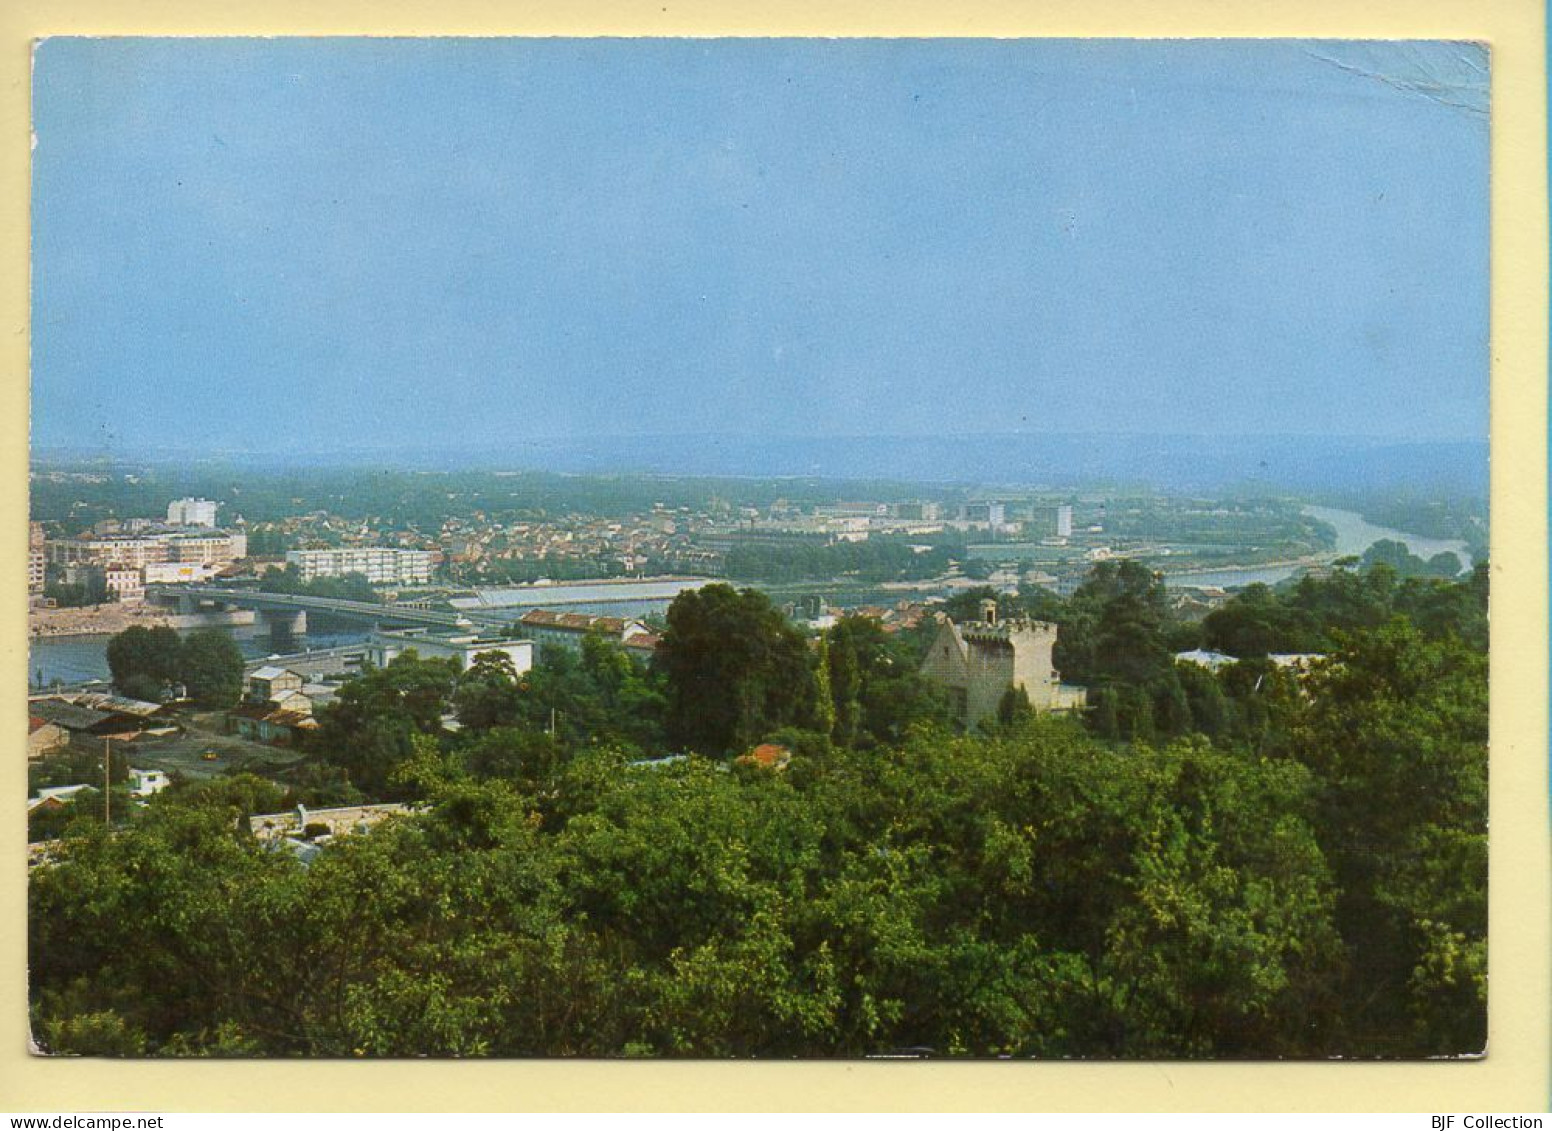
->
11, 27, 1537, 1112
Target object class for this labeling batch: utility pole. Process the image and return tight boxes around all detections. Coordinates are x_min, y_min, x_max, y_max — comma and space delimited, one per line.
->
103, 737, 111, 825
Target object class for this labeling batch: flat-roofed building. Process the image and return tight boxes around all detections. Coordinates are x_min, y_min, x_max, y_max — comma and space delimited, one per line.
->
166, 498, 219, 527
367, 628, 532, 674
168, 530, 247, 565
28, 523, 45, 594
49, 530, 246, 571
286, 547, 434, 585
143, 560, 221, 585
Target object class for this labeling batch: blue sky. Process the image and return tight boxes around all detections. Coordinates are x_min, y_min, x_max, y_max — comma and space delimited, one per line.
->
30, 38, 1489, 454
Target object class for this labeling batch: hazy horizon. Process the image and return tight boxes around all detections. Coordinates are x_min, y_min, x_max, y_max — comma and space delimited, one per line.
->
29, 431, 1490, 498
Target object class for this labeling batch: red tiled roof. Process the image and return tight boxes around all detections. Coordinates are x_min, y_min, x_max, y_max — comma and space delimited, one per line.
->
738, 743, 792, 770
520, 609, 635, 636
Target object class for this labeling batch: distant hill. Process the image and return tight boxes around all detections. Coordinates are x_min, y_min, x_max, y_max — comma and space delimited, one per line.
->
34, 432, 1488, 498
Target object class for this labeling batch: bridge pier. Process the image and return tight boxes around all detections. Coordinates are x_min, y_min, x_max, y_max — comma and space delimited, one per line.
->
259, 608, 308, 646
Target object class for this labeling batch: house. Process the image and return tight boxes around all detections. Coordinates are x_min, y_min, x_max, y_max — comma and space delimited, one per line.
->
27, 698, 146, 743
231, 666, 318, 744
27, 784, 94, 813
1174, 649, 1238, 672
246, 666, 304, 704
27, 716, 68, 759
128, 768, 171, 798
919, 599, 1086, 730
736, 743, 792, 772
517, 609, 660, 657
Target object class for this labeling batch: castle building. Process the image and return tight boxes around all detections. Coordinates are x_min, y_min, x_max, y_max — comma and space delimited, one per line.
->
919, 599, 1086, 729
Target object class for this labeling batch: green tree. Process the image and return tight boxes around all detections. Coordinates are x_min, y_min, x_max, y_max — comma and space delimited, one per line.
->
655, 584, 817, 756
453, 651, 524, 732
105, 625, 184, 699
179, 629, 245, 708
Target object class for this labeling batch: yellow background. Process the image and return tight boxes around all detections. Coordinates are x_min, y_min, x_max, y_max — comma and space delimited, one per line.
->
0, 0, 1545, 1113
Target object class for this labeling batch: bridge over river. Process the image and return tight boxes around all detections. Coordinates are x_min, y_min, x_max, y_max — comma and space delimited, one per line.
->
144, 585, 507, 633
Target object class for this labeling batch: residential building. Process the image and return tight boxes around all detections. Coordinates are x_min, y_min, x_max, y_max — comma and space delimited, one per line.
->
517, 609, 660, 657
63, 562, 145, 603
28, 784, 94, 814
230, 666, 317, 744
919, 599, 1086, 729
48, 530, 246, 571
960, 502, 1007, 527
246, 666, 306, 705
167, 498, 219, 527
28, 522, 45, 594
128, 769, 171, 798
736, 743, 793, 772
286, 547, 435, 585
168, 530, 247, 564
27, 716, 68, 759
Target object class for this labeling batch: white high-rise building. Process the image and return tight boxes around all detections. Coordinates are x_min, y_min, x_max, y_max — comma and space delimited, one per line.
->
1056, 504, 1073, 539
167, 498, 219, 527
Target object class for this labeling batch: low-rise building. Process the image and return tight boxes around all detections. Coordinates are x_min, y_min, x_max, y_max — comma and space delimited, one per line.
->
517, 609, 659, 657
27, 716, 68, 759
246, 666, 305, 704
231, 666, 317, 744
128, 768, 171, 798
143, 560, 221, 585
230, 704, 318, 744
248, 802, 411, 842
1175, 649, 1238, 672
28, 784, 94, 814
367, 628, 534, 674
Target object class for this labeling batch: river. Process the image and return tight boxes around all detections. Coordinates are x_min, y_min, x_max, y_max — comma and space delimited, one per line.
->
1164, 505, 1472, 590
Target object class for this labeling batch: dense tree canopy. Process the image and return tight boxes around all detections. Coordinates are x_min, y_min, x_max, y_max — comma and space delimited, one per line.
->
36, 552, 1488, 1059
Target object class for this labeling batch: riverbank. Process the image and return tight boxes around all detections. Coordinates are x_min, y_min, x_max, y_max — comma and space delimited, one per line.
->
1160, 555, 1328, 581
29, 602, 173, 639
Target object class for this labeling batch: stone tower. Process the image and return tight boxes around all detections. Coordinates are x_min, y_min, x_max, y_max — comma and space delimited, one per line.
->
918, 601, 1074, 729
